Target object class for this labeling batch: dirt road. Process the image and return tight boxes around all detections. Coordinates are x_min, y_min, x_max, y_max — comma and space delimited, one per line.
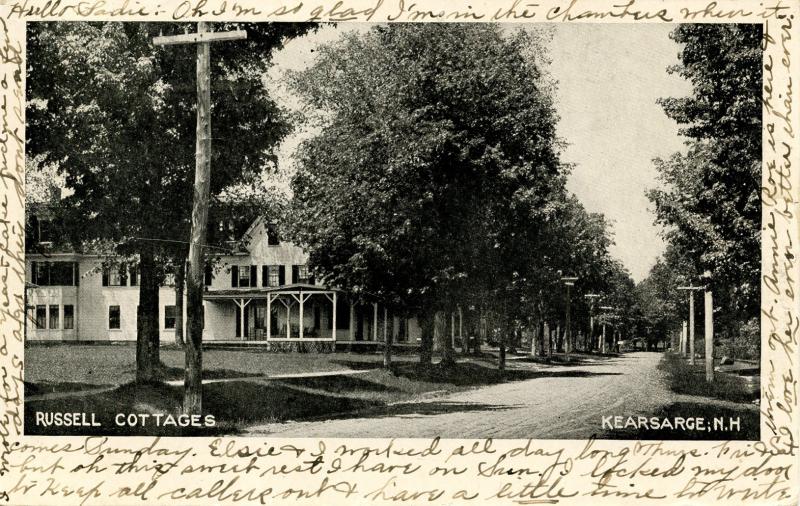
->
246, 352, 681, 438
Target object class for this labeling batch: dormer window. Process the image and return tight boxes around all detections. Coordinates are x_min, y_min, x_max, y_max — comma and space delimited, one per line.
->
30, 215, 54, 245
267, 225, 280, 246
38, 218, 53, 244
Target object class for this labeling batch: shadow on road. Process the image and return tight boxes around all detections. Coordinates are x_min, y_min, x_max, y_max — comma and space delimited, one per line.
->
330, 360, 622, 388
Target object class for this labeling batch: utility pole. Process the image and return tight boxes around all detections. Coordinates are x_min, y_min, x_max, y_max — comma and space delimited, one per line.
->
560, 274, 578, 360
681, 320, 688, 356
677, 284, 703, 365
154, 23, 247, 415
599, 305, 614, 354
702, 270, 714, 382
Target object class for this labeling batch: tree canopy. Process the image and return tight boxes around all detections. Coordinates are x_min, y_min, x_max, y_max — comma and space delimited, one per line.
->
27, 21, 315, 379
648, 23, 762, 317
289, 24, 563, 308
287, 24, 631, 365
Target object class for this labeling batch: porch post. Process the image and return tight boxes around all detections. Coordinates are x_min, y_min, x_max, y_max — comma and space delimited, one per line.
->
299, 291, 304, 339
332, 292, 337, 340
267, 294, 272, 340
239, 298, 245, 341
286, 299, 291, 338
349, 302, 355, 341
373, 303, 378, 341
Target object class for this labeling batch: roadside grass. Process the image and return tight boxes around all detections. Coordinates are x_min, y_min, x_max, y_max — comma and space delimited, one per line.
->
658, 352, 757, 403
24, 349, 551, 436
24, 344, 415, 389
598, 352, 761, 441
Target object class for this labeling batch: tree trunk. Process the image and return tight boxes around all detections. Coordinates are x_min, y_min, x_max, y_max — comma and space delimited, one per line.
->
383, 311, 393, 369
498, 327, 506, 371
136, 249, 160, 383
174, 259, 185, 346
419, 312, 434, 365
531, 320, 540, 356
475, 308, 486, 356
435, 310, 455, 367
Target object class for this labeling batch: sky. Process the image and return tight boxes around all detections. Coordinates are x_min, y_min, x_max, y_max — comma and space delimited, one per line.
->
267, 23, 693, 283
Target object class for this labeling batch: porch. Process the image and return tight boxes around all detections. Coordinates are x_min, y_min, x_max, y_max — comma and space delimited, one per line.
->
202, 284, 425, 346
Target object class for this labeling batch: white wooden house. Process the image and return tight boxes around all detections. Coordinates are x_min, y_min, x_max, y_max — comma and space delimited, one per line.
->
25, 217, 434, 351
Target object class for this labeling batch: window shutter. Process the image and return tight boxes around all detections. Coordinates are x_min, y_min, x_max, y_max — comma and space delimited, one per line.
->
292, 265, 299, 284
120, 266, 128, 286
262, 266, 268, 287
204, 264, 212, 286
102, 267, 109, 287
278, 265, 285, 286
74, 263, 80, 286
232, 266, 239, 288
250, 265, 257, 287
130, 267, 138, 286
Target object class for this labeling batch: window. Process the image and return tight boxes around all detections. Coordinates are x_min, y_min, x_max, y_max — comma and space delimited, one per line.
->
234, 265, 256, 288
49, 305, 59, 329
293, 264, 311, 284
37, 218, 53, 244
102, 265, 126, 286
108, 305, 121, 329
267, 225, 280, 246
165, 306, 176, 329
263, 265, 280, 287
31, 262, 78, 286
63, 305, 74, 330
35, 305, 46, 329
298, 265, 310, 283
129, 266, 138, 286
255, 305, 266, 329
238, 266, 251, 287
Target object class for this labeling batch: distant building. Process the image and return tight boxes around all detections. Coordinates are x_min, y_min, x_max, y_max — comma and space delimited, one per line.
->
24, 216, 448, 351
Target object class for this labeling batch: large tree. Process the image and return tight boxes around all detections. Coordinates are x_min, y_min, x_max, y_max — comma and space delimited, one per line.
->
287, 24, 566, 367
27, 22, 313, 381
648, 24, 762, 319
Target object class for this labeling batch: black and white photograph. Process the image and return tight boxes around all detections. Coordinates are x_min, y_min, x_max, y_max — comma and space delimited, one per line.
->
23, 20, 762, 440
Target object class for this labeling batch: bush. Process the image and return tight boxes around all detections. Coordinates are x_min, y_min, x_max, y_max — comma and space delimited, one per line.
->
720, 318, 759, 361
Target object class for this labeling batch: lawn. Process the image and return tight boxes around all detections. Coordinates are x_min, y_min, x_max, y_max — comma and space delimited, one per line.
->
24, 343, 543, 436
24, 344, 418, 388
658, 351, 758, 403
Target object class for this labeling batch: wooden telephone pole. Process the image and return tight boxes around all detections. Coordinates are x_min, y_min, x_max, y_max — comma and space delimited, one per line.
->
677, 284, 703, 365
154, 23, 247, 415
678, 272, 714, 382
560, 274, 578, 360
